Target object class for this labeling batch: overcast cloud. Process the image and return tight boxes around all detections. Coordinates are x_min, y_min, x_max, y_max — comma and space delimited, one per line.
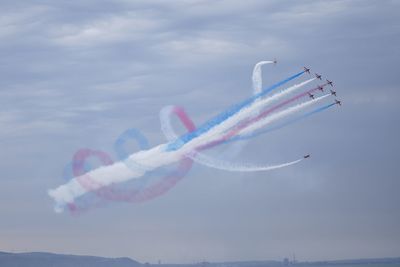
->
0, 0, 399, 263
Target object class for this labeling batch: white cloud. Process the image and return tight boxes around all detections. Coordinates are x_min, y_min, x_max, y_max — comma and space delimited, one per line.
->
51, 12, 165, 47
155, 36, 247, 62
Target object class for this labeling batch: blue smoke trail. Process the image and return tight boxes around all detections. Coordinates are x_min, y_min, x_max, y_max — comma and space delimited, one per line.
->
228, 102, 336, 143
114, 128, 149, 160
113, 128, 169, 178
166, 70, 305, 151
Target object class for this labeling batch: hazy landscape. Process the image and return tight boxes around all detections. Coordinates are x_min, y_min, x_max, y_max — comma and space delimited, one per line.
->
1, 252, 399, 267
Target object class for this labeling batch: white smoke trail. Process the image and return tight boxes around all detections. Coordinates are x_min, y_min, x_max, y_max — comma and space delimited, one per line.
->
184, 64, 314, 166
221, 60, 273, 159
174, 78, 316, 151
252, 61, 274, 94
187, 151, 303, 172
161, 106, 302, 172
212, 78, 315, 136
49, 78, 316, 212
238, 94, 331, 137
160, 78, 315, 149
160, 95, 329, 173
186, 95, 332, 173
160, 106, 181, 141
49, 144, 172, 211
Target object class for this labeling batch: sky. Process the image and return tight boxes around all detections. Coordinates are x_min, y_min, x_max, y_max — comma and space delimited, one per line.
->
1, 0, 400, 263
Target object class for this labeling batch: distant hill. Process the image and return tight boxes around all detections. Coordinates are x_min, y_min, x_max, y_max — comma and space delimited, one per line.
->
0, 251, 141, 267
192, 258, 400, 267
1, 251, 399, 267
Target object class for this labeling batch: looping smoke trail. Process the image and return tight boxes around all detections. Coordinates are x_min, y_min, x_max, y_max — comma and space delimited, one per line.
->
48, 64, 338, 213
63, 108, 198, 213
114, 128, 150, 158
75, 151, 192, 204
114, 128, 150, 173
60, 148, 113, 214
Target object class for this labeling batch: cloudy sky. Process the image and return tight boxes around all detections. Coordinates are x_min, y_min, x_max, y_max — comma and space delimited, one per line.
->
1, 0, 399, 263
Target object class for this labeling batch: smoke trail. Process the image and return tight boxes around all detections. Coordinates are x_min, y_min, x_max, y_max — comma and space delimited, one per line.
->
165, 103, 336, 181
48, 66, 337, 213
184, 96, 330, 172
160, 105, 194, 142
66, 107, 199, 212
221, 60, 276, 159
197, 86, 328, 150
252, 61, 274, 94
68, 147, 194, 209
161, 105, 303, 172
166, 70, 305, 151
114, 128, 150, 173
159, 79, 321, 173
187, 152, 303, 172
233, 102, 336, 142
237, 94, 332, 137
209, 79, 315, 136
48, 89, 322, 210
74, 152, 193, 204
220, 60, 273, 159
172, 78, 316, 155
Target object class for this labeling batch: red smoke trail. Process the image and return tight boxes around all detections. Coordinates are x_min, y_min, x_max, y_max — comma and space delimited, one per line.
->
69, 107, 197, 213
199, 83, 328, 150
